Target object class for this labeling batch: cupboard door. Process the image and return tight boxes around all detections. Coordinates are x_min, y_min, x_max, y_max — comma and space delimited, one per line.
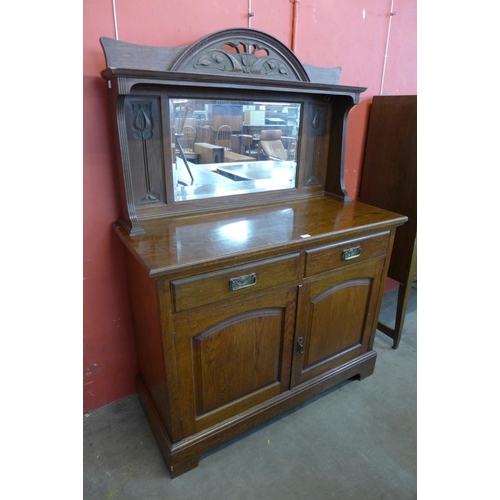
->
290, 258, 384, 388
174, 287, 297, 436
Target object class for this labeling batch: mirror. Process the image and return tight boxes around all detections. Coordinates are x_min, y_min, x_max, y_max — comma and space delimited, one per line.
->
171, 98, 301, 201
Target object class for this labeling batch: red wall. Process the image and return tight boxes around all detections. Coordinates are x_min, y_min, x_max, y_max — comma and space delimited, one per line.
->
83, 0, 416, 413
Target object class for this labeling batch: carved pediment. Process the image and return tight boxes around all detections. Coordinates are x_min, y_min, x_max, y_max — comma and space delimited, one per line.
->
170, 28, 310, 82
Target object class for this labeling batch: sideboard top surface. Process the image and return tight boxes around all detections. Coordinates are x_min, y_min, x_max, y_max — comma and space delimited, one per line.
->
114, 197, 406, 278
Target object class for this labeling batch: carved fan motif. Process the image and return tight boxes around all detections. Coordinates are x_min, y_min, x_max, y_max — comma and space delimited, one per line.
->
193, 40, 293, 78
170, 29, 310, 82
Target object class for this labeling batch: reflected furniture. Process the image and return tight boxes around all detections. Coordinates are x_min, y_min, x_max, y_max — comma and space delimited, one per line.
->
194, 142, 224, 164
178, 125, 199, 164
216, 162, 294, 182
215, 124, 233, 150
358, 95, 417, 349
237, 133, 257, 156
175, 158, 235, 187
223, 151, 256, 163
100, 28, 406, 477
257, 129, 290, 161
212, 102, 244, 131
180, 125, 196, 152
243, 123, 294, 137
196, 125, 215, 144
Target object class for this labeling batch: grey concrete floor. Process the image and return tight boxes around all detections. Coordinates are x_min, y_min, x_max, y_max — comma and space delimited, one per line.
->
84, 284, 417, 499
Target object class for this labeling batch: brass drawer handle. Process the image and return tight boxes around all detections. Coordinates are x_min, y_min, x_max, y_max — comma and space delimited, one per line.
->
229, 272, 257, 291
342, 246, 361, 260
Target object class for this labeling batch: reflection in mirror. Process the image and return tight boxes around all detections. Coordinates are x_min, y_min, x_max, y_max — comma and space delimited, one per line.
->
171, 98, 301, 201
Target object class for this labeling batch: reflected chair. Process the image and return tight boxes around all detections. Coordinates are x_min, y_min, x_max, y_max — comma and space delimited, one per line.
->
180, 125, 196, 152
196, 125, 215, 144
215, 125, 232, 150
257, 129, 289, 161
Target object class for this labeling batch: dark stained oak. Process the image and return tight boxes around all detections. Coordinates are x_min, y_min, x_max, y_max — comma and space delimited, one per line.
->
171, 253, 300, 312
119, 197, 405, 476
304, 231, 389, 276
100, 29, 366, 234
101, 28, 408, 478
114, 197, 405, 278
358, 95, 417, 349
174, 287, 297, 435
291, 257, 385, 388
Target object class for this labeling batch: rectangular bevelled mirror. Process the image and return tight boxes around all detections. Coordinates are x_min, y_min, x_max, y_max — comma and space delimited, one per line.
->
171, 98, 301, 202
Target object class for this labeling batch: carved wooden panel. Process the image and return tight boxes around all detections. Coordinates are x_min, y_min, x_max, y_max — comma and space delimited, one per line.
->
124, 96, 166, 205
171, 28, 310, 82
100, 33, 341, 84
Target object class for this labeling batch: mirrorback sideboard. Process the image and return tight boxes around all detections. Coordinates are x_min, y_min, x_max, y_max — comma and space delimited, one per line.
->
99, 28, 407, 477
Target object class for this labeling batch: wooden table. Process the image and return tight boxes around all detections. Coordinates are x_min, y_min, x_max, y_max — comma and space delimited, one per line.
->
175, 159, 234, 186
223, 151, 256, 163
216, 162, 295, 183
194, 142, 225, 164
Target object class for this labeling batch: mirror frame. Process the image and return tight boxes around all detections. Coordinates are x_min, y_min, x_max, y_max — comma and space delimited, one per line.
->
100, 28, 365, 235
170, 96, 302, 202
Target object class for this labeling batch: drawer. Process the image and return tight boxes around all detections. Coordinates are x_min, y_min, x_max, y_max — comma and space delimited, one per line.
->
172, 253, 300, 312
304, 233, 389, 277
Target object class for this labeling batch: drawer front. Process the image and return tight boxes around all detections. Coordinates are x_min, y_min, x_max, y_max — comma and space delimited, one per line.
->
172, 253, 300, 312
304, 233, 389, 277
